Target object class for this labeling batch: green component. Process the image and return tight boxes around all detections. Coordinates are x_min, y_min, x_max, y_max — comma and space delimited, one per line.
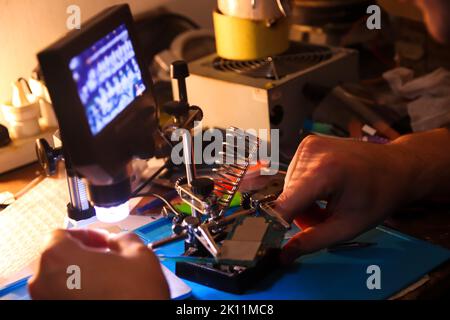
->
175, 192, 243, 215
303, 119, 334, 135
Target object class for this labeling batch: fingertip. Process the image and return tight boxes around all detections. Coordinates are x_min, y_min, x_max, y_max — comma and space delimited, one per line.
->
275, 192, 295, 211
274, 193, 297, 224
275, 192, 288, 205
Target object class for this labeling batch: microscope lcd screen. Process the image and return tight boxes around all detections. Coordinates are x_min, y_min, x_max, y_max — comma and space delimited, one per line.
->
69, 24, 146, 136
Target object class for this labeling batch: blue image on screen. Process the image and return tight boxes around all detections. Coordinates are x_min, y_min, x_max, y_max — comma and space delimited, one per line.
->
69, 24, 146, 136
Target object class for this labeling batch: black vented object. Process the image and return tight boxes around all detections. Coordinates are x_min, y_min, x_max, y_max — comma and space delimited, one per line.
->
212, 43, 332, 80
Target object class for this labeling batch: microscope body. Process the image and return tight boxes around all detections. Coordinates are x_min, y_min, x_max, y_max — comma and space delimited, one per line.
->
37, 5, 161, 213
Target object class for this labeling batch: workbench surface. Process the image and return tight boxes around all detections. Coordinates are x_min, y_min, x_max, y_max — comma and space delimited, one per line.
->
1, 163, 449, 299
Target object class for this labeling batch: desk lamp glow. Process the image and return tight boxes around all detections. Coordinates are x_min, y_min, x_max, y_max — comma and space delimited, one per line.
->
38, 5, 159, 223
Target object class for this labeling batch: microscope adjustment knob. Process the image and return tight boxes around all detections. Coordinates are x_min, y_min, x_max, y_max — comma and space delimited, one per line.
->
171, 61, 190, 80
171, 61, 190, 103
35, 139, 63, 176
191, 178, 215, 198
189, 106, 204, 122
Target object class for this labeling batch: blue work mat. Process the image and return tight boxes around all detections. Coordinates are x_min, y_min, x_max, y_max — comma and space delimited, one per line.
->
2, 217, 448, 300
135, 218, 450, 300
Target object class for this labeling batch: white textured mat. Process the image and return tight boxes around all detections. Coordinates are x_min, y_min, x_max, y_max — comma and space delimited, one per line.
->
0, 178, 68, 286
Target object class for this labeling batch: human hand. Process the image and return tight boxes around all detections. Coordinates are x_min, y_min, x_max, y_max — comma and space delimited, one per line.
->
276, 135, 419, 264
28, 229, 170, 300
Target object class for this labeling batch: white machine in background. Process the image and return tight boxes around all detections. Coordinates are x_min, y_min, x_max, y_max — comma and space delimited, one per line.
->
177, 43, 359, 157
0, 129, 55, 174
0, 75, 58, 175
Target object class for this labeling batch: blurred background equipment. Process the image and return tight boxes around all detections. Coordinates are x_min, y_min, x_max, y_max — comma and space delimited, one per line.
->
0, 77, 56, 174
213, 0, 291, 61
184, 43, 359, 160
218, 0, 291, 21
291, 0, 396, 79
2, 78, 41, 140
291, 0, 376, 45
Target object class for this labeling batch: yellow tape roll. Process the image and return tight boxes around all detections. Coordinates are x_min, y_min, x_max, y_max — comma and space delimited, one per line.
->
213, 10, 290, 61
